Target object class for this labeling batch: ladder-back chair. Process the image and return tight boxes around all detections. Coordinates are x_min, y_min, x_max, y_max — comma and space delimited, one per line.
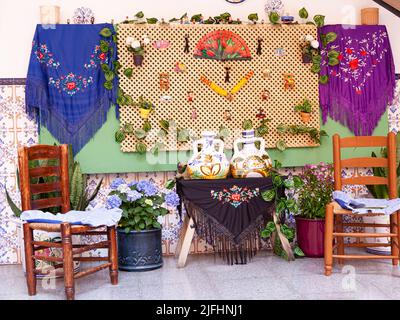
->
324, 133, 400, 275
19, 144, 118, 299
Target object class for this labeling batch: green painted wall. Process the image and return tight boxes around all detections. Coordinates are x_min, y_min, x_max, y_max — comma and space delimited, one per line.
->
40, 106, 389, 173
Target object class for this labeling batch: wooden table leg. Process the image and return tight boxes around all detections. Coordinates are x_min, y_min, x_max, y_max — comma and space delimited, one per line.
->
177, 217, 195, 268
175, 215, 190, 258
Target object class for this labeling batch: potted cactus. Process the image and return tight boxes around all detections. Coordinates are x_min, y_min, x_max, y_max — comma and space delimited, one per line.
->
295, 98, 312, 123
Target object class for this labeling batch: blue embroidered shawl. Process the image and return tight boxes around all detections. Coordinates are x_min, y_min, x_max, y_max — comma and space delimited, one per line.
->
26, 24, 118, 154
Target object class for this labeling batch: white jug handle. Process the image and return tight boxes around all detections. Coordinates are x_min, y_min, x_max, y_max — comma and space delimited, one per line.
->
192, 139, 203, 155
234, 138, 246, 154
255, 137, 266, 151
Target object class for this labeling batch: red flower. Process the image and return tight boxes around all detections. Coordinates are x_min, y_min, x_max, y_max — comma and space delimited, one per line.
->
66, 82, 76, 90
338, 54, 343, 61
360, 50, 367, 56
231, 194, 241, 202
332, 70, 337, 76
346, 48, 353, 54
206, 50, 215, 57
356, 89, 362, 95
349, 59, 359, 70
38, 52, 44, 60
99, 52, 106, 60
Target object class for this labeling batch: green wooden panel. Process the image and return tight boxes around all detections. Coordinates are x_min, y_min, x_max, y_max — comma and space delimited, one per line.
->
39, 106, 388, 173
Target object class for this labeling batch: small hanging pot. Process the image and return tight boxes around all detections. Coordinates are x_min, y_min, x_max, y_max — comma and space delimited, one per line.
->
300, 112, 311, 123
140, 108, 152, 119
302, 53, 312, 64
133, 54, 144, 67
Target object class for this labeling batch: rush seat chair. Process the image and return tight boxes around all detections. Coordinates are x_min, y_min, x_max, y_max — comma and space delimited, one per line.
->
18, 144, 118, 299
324, 133, 400, 276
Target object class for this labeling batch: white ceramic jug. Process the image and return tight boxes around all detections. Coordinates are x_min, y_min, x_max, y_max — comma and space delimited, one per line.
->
187, 131, 230, 179
230, 129, 272, 178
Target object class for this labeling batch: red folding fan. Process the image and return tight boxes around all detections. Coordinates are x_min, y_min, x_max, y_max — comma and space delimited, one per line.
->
193, 30, 252, 61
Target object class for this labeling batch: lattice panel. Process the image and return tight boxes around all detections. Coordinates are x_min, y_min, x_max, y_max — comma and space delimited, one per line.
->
117, 24, 320, 152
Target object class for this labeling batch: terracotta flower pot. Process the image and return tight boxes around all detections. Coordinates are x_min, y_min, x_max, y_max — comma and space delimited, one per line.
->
133, 54, 144, 67
300, 112, 311, 123
295, 217, 325, 258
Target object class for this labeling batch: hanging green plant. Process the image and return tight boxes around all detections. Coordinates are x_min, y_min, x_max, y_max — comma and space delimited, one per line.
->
115, 129, 126, 143
136, 141, 147, 154
160, 119, 170, 133
134, 128, 147, 140
242, 119, 253, 130
123, 68, 133, 78
277, 124, 328, 146
143, 121, 152, 132
299, 7, 309, 20
100, 27, 112, 38
177, 128, 190, 142
269, 12, 280, 25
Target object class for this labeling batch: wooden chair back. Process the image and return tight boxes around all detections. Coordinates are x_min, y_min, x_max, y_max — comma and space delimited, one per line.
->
332, 133, 397, 199
18, 144, 70, 213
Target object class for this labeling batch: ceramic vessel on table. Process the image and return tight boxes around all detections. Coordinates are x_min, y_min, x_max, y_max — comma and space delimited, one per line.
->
230, 129, 272, 178
187, 131, 230, 179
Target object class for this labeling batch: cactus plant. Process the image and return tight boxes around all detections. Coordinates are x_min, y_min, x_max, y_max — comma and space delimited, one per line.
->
366, 133, 400, 199
5, 145, 103, 215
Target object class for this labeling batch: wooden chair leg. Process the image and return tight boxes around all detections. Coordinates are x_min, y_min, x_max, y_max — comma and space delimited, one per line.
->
23, 223, 36, 296
391, 213, 399, 266
61, 223, 75, 300
177, 217, 195, 268
335, 215, 344, 264
107, 226, 118, 285
175, 214, 190, 258
324, 204, 334, 276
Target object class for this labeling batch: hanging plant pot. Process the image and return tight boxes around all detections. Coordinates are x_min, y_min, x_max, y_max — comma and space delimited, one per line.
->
302, 53, 312, 64
117, 228, 163, 272
300, 112, 311, 123
133, 54, 144, 67
295, 217, 325, 257
139, 108, 152, 119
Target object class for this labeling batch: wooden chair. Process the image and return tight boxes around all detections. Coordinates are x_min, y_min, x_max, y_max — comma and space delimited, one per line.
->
324, 133, 400, 276
18, 144, 118, 300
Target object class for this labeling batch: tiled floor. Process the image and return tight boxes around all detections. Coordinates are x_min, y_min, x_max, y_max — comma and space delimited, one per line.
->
1, 250, 400, 300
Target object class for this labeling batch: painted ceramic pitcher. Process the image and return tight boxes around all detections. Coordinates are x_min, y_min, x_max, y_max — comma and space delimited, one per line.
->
187, 131, 230, 179
230, 129, 273, 178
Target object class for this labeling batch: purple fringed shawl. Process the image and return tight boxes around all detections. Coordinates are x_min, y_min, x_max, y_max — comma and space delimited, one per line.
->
319, 25, 396, 136
25, 24, 118, 155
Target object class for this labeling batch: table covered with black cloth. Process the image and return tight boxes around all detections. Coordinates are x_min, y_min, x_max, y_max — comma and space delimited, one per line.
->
177, 177, 275, 265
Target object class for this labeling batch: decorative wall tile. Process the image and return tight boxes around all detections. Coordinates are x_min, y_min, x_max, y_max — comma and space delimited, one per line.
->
1, 80, 399, 264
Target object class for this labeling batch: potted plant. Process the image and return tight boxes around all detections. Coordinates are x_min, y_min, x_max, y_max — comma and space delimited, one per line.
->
125, 34, 150, 67
295, 162, 334, 257
134, 95, 155, 119
294, 98, 312, 123
106, 178, 180, 271
300, 34, 319, 64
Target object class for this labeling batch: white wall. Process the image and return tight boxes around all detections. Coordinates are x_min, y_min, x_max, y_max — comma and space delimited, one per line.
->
0, 0, 399, 78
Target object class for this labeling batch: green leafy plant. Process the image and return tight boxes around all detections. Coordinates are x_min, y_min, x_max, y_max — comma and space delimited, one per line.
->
294, 98, 312, 113
260, 161, 305, 260
276, 124, 328, 150
299, 7, 309, 20
296, 163, 334, 219
248, 13, 258, 23
367, 134, 400, 199
97, 27, 118, 91
269, 12, 280, 24
106, 178, 179, 232
134, 95, 154, 111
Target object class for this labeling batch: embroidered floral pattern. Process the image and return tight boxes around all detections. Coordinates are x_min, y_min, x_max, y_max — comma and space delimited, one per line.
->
32, 41, 60, 68
84, 45, 108, 69
321, 29, 389, 94
211, 185, 259, 208
49, 73, 93, 96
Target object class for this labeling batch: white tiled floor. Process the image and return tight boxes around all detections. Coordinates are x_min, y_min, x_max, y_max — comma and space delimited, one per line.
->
1, 251, 400, 300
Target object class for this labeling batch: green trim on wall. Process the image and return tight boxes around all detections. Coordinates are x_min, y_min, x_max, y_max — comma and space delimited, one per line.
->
39, 106, 388, 173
